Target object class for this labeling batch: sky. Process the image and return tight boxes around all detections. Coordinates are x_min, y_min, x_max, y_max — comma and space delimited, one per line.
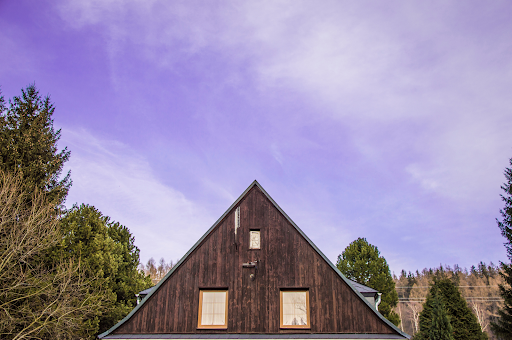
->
1, 0, 512, 275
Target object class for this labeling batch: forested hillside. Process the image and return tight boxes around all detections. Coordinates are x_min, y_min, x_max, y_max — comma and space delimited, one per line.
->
394, 262, 503, 339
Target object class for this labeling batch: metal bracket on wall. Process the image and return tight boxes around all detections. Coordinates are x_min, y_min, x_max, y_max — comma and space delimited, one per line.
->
242, 260, 259, 269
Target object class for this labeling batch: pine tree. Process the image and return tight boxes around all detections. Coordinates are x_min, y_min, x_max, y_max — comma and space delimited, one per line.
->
336, 237, 400, 326
491, 157, 512, 338
0, 85, 71, 205
429, 291, 454, 340
416, 277, 487, 340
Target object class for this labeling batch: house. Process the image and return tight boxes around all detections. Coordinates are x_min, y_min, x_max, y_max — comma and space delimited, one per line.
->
99, 181, 410, 339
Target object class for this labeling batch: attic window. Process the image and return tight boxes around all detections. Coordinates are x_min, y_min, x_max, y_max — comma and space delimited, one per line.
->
280, 290, 310, 329
249, 230, 260, 249
198, 290, 228, 329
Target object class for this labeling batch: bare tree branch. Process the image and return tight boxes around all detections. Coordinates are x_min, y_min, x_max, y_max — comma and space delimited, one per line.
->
0, 170, 105, 340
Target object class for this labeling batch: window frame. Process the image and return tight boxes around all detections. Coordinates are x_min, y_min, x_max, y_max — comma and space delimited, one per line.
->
279, 290, 311, 329
197, 290, 229, 329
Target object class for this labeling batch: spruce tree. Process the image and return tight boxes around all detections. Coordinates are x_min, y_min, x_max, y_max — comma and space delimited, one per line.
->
336, 237, 400, 326
429, 291, 454, 340
0, 85, 71, 205
491, 157, 512, 338
417, 278, 487, 340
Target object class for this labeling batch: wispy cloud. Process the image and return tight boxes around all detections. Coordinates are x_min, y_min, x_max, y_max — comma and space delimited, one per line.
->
62, 127, 215, 264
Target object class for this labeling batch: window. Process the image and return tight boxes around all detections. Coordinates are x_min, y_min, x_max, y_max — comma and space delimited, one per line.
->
280, 290, 310, 328
198, 290, 228, 329
249, 230, 260, 249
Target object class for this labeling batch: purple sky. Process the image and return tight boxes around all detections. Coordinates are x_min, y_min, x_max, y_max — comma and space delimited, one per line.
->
1, 0, 512, 275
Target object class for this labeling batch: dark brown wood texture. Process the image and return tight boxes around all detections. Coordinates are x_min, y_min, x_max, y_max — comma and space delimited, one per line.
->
114, 187, 397, 335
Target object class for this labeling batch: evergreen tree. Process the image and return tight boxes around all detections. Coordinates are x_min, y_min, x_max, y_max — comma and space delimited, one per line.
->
491, 157, 512, 338
0, 85, 70, 205
429, 291, 454, 340
416, 278, 486, 340
52, 204, 153, 334
336, 237, 400, 326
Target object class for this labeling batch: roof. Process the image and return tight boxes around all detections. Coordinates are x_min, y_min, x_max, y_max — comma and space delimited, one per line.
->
347, 279, 379, 295
99, 180, 410, 339
136, 287, 153, 296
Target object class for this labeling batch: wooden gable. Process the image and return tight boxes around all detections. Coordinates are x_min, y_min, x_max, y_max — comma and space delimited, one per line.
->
100, 181, 409, 339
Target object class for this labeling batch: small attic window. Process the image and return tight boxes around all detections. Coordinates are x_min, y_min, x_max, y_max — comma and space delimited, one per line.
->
249, 230, 260, 249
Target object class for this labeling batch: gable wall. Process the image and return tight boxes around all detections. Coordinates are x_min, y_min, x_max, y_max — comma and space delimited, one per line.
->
114, 187, 396, 334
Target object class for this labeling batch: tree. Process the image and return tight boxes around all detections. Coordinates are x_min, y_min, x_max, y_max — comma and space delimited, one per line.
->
0, 85, 71, 206
416, 277, 486, 340
0, 170, 104, 339
52, 204, 153, 333
428, 290, 454, 340
492, 157, 512, 338
140, 257, 174, 285
336, 237, 400, 326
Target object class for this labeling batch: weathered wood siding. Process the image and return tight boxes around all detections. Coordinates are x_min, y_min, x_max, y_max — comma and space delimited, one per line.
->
114, 186, 396, 335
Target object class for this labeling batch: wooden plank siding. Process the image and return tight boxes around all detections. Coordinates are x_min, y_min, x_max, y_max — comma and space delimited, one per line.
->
113, 186, 397, 335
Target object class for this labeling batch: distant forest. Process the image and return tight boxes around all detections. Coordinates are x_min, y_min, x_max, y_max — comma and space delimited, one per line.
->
393, 262, 502, 339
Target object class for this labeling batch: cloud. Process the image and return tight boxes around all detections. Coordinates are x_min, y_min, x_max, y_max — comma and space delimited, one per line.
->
405, 164, 440, 192
54, 0, 512, 116
62, 127, 214, 264
54, 0, 512, 125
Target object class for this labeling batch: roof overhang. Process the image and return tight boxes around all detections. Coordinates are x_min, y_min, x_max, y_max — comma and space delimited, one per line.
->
102, 334, 408, 340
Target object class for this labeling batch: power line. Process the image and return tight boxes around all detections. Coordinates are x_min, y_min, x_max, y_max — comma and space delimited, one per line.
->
396, 286, 499, 288
399, 297, 503, 302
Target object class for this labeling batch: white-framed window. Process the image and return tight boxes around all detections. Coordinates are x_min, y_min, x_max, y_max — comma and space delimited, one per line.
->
249, 230, 260, 249
280, 290, 310, 328
198, 290, 228, 329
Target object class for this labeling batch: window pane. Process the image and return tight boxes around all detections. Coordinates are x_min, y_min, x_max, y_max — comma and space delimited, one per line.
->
250, 230, 260, 249
213, 312, 225, 325
283, 301, 294, 315
207, 301, 214, 314
282, 291, 308, 327
200, 291, 227, 327
214, 292, 225, 303
203, 292, 214, 303
214, 302, 225, 314
297, 316, 307, 325
283, 314, 295, 325
202, 312, 213, 325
